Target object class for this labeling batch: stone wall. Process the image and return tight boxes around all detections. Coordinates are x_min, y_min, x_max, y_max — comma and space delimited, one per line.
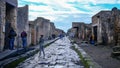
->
54, 28, 64, 36
4, 0, 18, 7
17, 5, 29, 46
68, 22, 91, 41
0, 0, 5, 52
0, 0, 18, 51
92, 11, 111, 44
29, 17, 53, 45
50, 22, 56, 35
92, 7, 120, 45
29, 17, 65, 45
29, 21, 34, 45
111, 7, 120, 45
17, 5, 28, 34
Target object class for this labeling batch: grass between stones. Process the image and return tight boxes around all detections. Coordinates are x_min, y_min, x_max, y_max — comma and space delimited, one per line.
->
3, 38, 59, 68
71, 46, 90, 68
4, 57, 26, 68
3, 49, 39, 68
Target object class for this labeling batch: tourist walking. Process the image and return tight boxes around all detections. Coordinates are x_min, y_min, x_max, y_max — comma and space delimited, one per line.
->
8, 28, 17, 50
39, 35, 45, 58
21, 30, 27, 51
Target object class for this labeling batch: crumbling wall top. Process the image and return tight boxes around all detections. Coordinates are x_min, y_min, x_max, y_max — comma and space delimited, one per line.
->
4, 0, 18, 7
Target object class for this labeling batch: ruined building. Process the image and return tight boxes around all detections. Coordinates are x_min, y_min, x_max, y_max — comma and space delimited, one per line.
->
92, 11, 112, 44
67, 22, 92, 41
0, 0, 18, 52
54, 28, 65, 36
29, 17, 64, 45
111, 7, 120, 46
92, 7, 120, 45
0, 0, 65, 52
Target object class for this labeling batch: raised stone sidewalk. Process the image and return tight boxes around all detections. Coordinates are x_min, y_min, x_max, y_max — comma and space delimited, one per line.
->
0, 38, 58, 67
74, 44, 102, 68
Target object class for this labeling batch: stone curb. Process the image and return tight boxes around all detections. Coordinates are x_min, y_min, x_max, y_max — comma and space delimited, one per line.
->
74, 44, 102, 68
0, 38, 59, 67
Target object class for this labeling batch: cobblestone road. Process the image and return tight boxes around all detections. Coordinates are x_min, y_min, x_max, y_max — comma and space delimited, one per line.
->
17, 37, 84, 68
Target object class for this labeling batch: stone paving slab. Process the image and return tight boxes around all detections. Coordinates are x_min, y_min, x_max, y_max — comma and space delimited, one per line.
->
16, 37, 84, 68
0, 49, 17, 60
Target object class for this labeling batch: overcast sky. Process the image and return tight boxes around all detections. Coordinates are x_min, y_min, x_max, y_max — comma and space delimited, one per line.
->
18, 0, 120, 32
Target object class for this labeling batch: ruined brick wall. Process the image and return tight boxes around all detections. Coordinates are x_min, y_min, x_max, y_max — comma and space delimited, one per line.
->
17, 5, 28, 34
30, 17, 49, 45
30, 17, 64, 45
0, 0, 5, 52
35, 17, 54, 40
34, 17, 44, 43
0, 0, 18, 51
50, 22, 56, 36
111, 7, 120, 45
100, 11, 113, 44
54, 28, 64, 36
72, 22, 81, 28
17, 5, 29, 46
72, 22, 80, 38
30, 22, 37, 45
92, 11, 115, 44
29, 21, 35, 45
42, 19, 51, 39
4, 0, 18, 7
31, 27, 36, 45
71, 22, 91, 40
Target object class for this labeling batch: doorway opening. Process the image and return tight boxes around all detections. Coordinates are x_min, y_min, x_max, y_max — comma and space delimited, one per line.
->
93, 26, 97, 42
4, 3, 15, 50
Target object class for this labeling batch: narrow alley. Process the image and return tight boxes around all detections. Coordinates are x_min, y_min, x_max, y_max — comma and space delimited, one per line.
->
16, 37, 84, 68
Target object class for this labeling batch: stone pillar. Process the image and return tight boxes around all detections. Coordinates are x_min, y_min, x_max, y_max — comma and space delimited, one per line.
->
97, 16, 102, 44
11, 7, 18, 47
34, 26, 37, 45
30, 24, 36, 45
47, 22, 50, 38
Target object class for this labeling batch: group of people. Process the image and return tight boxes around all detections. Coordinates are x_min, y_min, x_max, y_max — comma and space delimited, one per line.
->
8, 28, 27, 50
8, 28, 45, 58
8, 28, 67, 58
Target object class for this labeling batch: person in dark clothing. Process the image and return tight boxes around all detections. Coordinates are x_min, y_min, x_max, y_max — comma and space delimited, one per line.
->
21, 30, 27, 51
90, 34, 95, 45
39, 35, 45, 58
8, 28, 17, 50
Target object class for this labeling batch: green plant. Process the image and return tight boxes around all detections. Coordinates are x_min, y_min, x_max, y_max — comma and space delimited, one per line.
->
4, 38, 59, 68
4, 57, 26, 68
71, 46, 90, 68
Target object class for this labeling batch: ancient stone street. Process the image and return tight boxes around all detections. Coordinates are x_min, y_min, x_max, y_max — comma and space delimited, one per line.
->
16, 37, 84, 68
1, 0, 120, 68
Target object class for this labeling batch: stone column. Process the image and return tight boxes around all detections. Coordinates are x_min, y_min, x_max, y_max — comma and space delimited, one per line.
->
11, 7, 17, 47
97, 16, 102, 44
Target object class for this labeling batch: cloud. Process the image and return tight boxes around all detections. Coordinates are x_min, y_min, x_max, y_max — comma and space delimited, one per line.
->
18, 0, 120, 32
77, 0, 118, 4
29, 5, 54, 12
